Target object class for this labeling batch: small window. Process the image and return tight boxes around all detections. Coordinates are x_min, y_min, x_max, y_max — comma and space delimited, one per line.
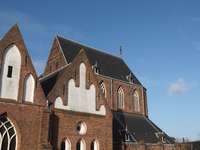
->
125, 134, 130, 141
56, 62, 58, 69
99, 82, 106, 97
95, 68, 99, 74
49, 66, 52, 71
7, 66, 13, 78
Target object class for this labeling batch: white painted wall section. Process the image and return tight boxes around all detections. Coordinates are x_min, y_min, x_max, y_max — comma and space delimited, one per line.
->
0, 44, 21, 100
23, 74, 35, 102
54, 62, 105, 115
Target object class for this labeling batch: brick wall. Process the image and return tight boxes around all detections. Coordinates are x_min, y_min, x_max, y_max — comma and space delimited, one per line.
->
43, 36, 67, 77
46, 49, 113, 149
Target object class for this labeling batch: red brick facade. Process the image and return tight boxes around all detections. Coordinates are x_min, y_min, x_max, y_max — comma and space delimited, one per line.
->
0, 24, 175, 150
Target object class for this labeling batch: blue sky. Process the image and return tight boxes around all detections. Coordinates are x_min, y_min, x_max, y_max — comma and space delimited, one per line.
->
0, 0, 200, 141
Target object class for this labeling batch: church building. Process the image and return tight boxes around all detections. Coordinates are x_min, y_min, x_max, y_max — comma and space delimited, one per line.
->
0, 24, 175, 150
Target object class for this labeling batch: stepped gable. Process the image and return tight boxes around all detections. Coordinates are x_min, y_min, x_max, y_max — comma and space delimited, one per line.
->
56, 35, 142, 86
113, 111, 175, 144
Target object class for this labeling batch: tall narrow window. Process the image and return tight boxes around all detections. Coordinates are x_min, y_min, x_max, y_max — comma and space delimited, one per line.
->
49, 66, 52, 71
76, 139, 86, 150
7, 66, 13, 78
61, 138, 71, 150
0, 116, 17, 150
77, 141, 80, 150
63, 84, 65, 95
56, 62, 58, 69
23, 74, 35, 103
133, 91, 139, 111
91, 139, 99, 150
25, 54, 27, 66
117, 87, 124, 109
99, 82, 105, 97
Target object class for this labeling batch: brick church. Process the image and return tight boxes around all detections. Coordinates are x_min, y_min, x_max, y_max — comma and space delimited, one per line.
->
0, 24, 175, 150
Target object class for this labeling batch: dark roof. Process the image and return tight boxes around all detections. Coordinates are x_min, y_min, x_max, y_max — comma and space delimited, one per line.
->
56, 35, 142, 86
40, 65, 69, 96
113, 111, 175, 144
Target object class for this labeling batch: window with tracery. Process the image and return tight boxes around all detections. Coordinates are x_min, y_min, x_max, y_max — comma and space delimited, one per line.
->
0, 116, 17, 150
133, 91, 139, 111
117, 87, 124, 109
99, 82, 105, 97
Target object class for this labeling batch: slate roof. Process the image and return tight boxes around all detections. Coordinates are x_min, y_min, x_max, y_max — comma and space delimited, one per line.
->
56, 35, 142, 86
113, 111, 175, 144
40, 65, 69, 96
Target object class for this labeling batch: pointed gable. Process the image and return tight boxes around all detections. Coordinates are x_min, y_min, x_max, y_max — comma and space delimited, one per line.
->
44, 49, 112, 116
0, 24, 45, 105
43, 36, 67, 77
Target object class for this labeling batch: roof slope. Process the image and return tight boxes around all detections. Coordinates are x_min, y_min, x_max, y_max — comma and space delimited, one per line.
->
113, 111, 175, 144
40, 65, 69, 96
56, 35, 142, 86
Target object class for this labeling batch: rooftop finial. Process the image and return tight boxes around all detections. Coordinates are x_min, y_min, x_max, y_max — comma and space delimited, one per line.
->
120, 43, 122, 58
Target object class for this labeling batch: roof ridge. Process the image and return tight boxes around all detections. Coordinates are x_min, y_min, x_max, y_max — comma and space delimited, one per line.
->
55, 34, 122, 60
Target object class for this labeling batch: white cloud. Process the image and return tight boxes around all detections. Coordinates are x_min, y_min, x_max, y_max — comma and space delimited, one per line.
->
192, 42, 200, 50
168, 78, 197, 96
191, 18, 200, 22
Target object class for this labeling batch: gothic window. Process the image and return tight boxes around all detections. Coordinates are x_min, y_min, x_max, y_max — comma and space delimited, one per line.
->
76, 139, 86, 150
99, 82, 106, 97
60, 138, 71, 150
0, 44, 21, 100
23, 74, 35, 103
0, 116, 17, 150
117, 87, 124, 109
133, 91, 139, 111
91, 139, 99, 150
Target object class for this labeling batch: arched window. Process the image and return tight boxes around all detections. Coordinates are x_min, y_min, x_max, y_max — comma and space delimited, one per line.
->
91, 139, 99, 150
60, 138, 71, 150
23, 74, 35, 103
133, 91, 139, 111
76, 139, 86, 150
0, 44, 21, 100
99, 81, 106, 97
117, 87, 124, 109
0, 116, 17, 150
